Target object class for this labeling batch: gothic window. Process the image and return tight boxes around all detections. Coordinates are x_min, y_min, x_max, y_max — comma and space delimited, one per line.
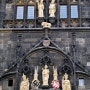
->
60, 5, 67, 18
27, 6, 34, 19
78, 78, 85, 86
16, 6, 24, 19
71, 5, 78, 18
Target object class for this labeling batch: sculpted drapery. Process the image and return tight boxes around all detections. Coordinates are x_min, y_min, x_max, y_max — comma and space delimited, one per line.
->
20, 74, 29, 90
42, 65, 50, 86
62, 73, 71, 90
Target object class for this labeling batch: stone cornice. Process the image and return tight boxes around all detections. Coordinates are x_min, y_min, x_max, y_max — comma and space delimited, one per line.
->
0, 27, 90, 32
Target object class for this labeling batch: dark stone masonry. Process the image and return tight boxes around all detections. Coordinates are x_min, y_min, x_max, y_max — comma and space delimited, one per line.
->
0, 0, 90, 90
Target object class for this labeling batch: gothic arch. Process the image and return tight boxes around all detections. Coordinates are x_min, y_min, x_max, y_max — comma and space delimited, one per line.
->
21, 46, 74, 67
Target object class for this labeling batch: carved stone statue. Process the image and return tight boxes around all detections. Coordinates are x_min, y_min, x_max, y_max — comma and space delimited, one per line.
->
49, 0, 56, 17
42, 65, 49, 86
20, 74, 29, 90
51, 66, 60, 89
41, 22, 51, 28
37, 0, 44, 17
62, 73, 71, 90
53, 66, 58, 80
31, 66, 40, 89
33, 66, 38, 81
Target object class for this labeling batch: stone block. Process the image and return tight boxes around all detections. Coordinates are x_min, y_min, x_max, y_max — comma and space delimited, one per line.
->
76, 38, 85, 46
24, 38, 38, 42
55, 38, 61, 42
87, 62, 90, 66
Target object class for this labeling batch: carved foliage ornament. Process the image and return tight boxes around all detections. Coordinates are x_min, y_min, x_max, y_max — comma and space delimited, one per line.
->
41, 22, 51, 28
43, 40, 50, 47
16, 0, 24, 5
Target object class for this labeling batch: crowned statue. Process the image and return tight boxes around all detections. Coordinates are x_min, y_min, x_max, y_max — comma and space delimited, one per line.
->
20, 74, 29, 90
62, 73, 71, 90
42, 65, 50, 86
49, 0, 56, 17
37, 0, 44, 17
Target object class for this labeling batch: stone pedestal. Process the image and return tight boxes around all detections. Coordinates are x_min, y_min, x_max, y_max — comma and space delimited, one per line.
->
37, 17, 45, 23
78, 86, 86, 90
49, 17, 56, 24
42, 85, 50, 89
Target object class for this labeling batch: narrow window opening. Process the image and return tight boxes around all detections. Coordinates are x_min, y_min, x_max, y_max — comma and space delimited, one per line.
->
8, 79, 13, 87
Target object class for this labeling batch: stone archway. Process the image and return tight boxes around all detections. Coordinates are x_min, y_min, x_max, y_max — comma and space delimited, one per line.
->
18, 46, 74, 89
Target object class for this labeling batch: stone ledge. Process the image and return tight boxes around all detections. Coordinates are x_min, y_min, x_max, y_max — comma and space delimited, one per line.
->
1, 27, 90, 32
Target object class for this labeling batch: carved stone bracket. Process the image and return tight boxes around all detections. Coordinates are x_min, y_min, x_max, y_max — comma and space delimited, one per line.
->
37, 17, 45, 23
49, 17, 56, 24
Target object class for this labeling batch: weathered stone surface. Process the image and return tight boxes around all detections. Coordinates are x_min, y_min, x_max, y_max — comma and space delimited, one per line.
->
0, 0, 90, 89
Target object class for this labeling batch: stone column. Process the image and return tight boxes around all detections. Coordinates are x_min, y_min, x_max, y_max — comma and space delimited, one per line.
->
0, 0, 6, 28
71, 32, 77, 90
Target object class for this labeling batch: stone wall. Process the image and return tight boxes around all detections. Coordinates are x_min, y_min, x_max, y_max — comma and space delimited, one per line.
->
0, 31, 89, 69
0, 31, 89, 90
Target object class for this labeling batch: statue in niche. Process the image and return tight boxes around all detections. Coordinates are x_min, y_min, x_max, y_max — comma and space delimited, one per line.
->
37, 0, 44, 17
49, 0, 56, 17
20, 74, 29, 90
53, 66, 58, 80
31, 66, 40, 89
51, 66, 60, 89
62, 73, 71, 90
42, 65, 50, 86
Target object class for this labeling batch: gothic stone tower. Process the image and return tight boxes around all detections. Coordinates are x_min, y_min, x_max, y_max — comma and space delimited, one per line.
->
0, 0, 90, 90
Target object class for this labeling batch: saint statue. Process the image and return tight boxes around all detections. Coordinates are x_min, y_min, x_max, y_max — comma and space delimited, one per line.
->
53, 66, 58, 80
31, 66, 40, 89
37, 0, 44, 17
42, 65, 49, 86
62, 73, 71, 90
20, 74, 29, 90
51, 66, 60, 89
49, 0, 56, 17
